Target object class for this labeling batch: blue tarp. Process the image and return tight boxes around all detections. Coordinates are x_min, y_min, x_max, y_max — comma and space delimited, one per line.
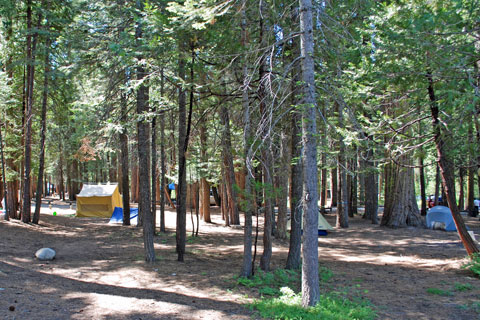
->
426, 206, 456, 231
109, 207, 139, 225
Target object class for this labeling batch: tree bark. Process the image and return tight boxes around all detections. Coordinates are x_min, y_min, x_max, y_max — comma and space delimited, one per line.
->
299, 0, 320, 307
286, 98, 302, 270
364, 147, 378, 224
258, 0, 273, 272
198, 117, 211, 223
286, 4, 302, 270
159, 69, 166, 232
135, 0, 154, 262
22, 0, 40, 223
336, 103, 349, 228
240, 0, 253, 278
434, 164, 440, 206
330, 167, 337, 207
0, 125, 8, 221
275, 130, 289, 240
33, 34, 51, 224
458, 166, 465, 210
381, 158, 423, 228
220, 102, 239, 225
176, 43, 188, 262
419, 156, 427, 216
120, 70, 130, 226
427, 71, 478, 255
151, 104, 158, 235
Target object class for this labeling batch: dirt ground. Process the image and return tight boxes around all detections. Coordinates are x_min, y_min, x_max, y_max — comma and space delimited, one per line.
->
0, 199, 479, 320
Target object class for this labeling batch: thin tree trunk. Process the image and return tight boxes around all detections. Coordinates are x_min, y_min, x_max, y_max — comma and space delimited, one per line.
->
286, 97, 302, 270
176, 42, 188, 262
33, 34, 51, 224
299, 0, 320, 306
22, 0, 40, 223
240, 0, 253, 277
151, 104, 158, 235
0, 125, 8, 221
330, 167, 337, 207
286, 4, 302, 270
419, 156, 427, 216
135, 0, 154, 262
336, 102, 349, 228
434, 164, 440, 206
120, 70, 130, 226
275, 130, 288, 239
258, 0, 272, 272
458, 166, 465, 210
220, 102, 240, 225
364, 146, 378, 224
427, 71, 478, 255
160, 70, 166, 232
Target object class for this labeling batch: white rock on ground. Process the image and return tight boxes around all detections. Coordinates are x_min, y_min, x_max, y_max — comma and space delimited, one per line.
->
35, 248, 56, 261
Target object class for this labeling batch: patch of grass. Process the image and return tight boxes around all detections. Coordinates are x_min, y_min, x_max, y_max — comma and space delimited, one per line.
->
462, 253, 480, 277
236, 269, 300, 290
426, 287, 453, 296
259, 286, 279, 296
319, 266, 334, 283
454, 282, 473, 292
460, 301, 480, 312
251, 287, 375, 320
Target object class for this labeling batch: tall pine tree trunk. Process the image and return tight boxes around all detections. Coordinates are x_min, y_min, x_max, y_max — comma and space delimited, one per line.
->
120, 70, 130, 226
33, 34, 50, 224
427, 71, 478, 255
286, 4, 302, 269
22, 0, 39, 223
135, 0, 154, 262
159, 69, 166, 232
258, 0, 273, 272
240, 0, 253, 277
299, 0, 320, 306
176, 42, 188, 262
151, 105, 158, 235
336, 103, 349, 228
275, 130, 289, 240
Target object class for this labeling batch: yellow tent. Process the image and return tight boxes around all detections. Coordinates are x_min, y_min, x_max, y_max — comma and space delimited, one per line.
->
287, 211, 334, 231
76, 184, 122, 217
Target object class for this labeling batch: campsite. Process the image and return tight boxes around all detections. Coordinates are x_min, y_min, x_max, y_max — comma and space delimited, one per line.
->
0, 199, 479, 319
1, 0, 480, 319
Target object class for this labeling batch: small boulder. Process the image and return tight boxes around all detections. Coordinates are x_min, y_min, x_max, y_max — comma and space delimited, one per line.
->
35, 248, 56, 261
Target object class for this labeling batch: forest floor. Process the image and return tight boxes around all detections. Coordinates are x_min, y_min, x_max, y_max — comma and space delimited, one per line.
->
0, 199, 479, 320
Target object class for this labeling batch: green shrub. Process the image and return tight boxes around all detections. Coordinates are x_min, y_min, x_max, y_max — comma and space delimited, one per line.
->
319, 266, 334, 283
454, 282, 473, 292
251, 287, 375, 320
236, 269, 300, 289
426, 287, 453, 296
462, 253, 480, 277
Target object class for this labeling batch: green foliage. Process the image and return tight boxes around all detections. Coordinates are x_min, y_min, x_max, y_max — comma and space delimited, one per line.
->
251, 287, 376, 320
319, 266, 334, 283
236, 269, 300, 296
454, 283, 473, 292
462, 253, 480, 277
426, 287, 453, 296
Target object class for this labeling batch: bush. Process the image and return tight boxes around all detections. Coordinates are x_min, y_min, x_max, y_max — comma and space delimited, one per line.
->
462, 253, 480, 277
251, 287, 375, 320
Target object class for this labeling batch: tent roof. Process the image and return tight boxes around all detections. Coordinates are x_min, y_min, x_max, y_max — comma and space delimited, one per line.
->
77, 184, 119, 197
